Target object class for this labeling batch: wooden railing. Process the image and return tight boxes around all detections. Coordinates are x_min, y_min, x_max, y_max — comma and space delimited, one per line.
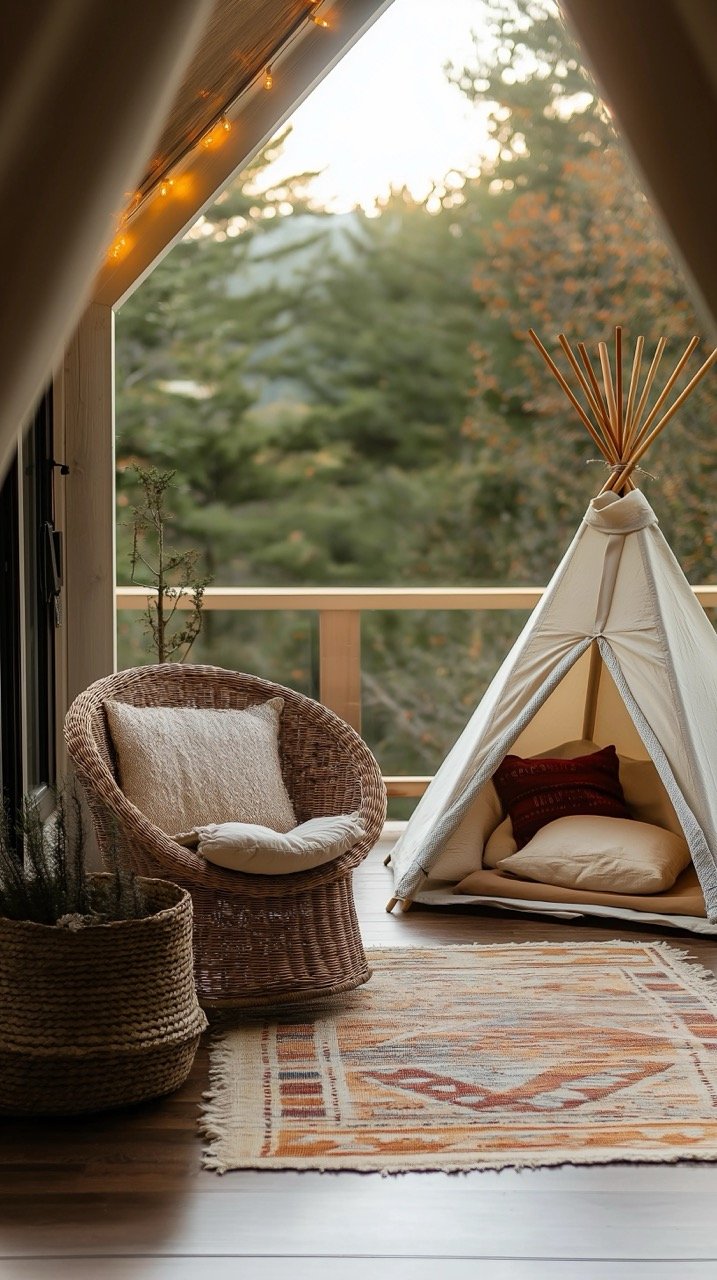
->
116, 584, 717, 797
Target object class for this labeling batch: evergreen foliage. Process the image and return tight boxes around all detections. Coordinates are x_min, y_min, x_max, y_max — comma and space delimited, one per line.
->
0, 790, 147, 926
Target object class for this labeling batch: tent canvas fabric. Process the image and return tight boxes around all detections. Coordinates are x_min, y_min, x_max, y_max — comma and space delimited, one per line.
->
390, 489, 717, 923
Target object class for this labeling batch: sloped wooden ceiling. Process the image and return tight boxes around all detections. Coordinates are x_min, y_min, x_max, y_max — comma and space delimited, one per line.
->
138, 0, 310, 200
96, 0, 393, 306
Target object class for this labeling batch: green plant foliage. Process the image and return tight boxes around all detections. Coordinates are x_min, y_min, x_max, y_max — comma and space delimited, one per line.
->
129, 465, 209, 662
0, 789, 147, 926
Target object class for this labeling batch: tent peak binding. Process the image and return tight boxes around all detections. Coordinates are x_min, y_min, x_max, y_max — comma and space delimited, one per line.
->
528, 327, 717, 496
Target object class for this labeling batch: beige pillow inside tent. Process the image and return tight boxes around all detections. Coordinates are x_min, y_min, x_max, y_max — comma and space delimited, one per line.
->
497, 814, 691, 895
453, 864, 706, 917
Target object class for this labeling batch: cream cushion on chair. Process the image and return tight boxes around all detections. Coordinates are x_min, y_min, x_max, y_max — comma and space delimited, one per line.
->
104, 697, 297, 836
175, 812, 365, 874
497, 814, 691, 895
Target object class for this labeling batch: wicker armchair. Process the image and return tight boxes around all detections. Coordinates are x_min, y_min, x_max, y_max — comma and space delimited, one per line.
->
64, 665, 386, 1008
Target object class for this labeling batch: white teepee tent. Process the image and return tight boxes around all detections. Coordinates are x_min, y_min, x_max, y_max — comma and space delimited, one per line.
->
388, 330, 717, 931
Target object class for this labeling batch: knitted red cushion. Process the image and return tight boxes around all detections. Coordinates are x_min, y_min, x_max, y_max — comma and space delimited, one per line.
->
493, 745, 631, 849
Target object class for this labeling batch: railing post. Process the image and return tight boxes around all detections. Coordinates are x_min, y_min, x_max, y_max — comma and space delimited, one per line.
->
319, 610, 361, 731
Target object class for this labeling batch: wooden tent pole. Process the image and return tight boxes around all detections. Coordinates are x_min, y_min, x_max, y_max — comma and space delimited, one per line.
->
558, 334, 618, 460
528, 327, 717, 499
582, 641, 604, 741
623, 335, 644, 446
527, 330, 612, 460
623, 336, 666, 453
602, 336, 668, 491
615, 347, 717, 489
598, 342, 626, 489
630, 336, 699, 451
598, 342, 618, 440
615, 326, 623, 452
578, 342, 611, 430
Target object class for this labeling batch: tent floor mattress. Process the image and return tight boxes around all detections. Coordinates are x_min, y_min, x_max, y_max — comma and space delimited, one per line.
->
417, 866, 717, 935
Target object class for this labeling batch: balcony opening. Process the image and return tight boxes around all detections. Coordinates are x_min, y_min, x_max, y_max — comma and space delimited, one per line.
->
114, 0, 717, 818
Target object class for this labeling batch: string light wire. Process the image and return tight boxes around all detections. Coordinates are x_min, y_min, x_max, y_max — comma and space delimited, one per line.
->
106, 1, 332, 260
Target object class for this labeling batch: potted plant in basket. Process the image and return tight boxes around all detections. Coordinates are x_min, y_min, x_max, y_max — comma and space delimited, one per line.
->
0, 789, 207, 1115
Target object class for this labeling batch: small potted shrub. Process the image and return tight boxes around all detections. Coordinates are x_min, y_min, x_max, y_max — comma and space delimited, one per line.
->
0, 790, 207, 1115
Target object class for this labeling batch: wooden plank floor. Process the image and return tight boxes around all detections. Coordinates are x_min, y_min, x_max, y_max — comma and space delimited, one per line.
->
2, 836, 717, 1278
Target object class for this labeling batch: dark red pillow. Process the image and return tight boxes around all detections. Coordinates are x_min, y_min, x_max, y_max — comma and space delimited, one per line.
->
493, 745, 631, 849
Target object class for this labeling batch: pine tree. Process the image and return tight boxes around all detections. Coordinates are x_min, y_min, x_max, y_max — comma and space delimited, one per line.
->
452, 0, 717, 580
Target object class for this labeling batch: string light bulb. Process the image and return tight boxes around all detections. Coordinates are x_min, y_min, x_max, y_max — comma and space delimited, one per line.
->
202, 115, 232, 149
109, 0, 338, 251
107, 234, 131, 262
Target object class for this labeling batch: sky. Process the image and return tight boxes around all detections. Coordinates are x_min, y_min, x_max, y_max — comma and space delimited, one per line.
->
261, 0, 494, 213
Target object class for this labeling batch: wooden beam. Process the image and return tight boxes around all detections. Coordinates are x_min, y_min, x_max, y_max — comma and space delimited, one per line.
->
581, 641, 603, 741
115, 583, 717, 611
115, 585, 548, 611
384, 776, 431, 797
63, 304, 116, 703
93, 0, 395, 309
319, 610, 361, 731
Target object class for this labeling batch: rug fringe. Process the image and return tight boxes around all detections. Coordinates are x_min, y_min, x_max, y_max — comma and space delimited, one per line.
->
199, 1033, 245, 1175
650, 939, 717, 991
197, 1146, 717, 1176
365, 939, 711, 955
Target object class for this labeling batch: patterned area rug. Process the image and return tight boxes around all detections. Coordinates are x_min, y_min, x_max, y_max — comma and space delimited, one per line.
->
201, 942, 717, 1173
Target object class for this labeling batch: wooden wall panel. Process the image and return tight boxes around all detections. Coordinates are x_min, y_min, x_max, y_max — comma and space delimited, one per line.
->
63, 303, 116, 705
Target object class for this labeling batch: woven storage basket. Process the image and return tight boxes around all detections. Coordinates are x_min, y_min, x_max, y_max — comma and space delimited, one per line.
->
0, 875, 207, 1115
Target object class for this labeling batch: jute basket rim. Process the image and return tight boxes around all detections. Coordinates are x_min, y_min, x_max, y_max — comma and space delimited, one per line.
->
0, 873, 190, 936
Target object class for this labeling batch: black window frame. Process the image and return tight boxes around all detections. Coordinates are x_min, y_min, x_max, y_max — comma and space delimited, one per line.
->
22, 388, 58, 796
0, 456, 23, 821
0, 387, 59, 818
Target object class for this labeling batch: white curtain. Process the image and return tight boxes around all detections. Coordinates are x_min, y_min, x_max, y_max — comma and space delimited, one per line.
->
562, 0, 717, 337
0, 0, 213, 480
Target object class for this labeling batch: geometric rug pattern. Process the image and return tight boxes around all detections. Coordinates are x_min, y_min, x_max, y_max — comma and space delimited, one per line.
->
201, 942, 717, 1172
